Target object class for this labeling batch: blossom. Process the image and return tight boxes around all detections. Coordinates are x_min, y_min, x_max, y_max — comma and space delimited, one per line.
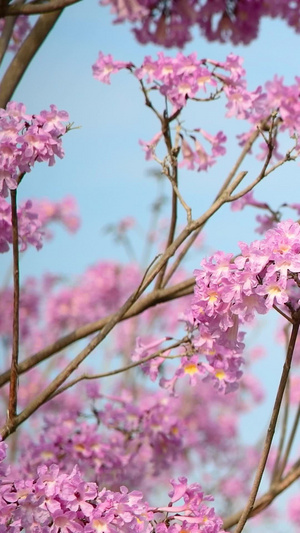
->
92, 52, 131, 84
139, 132, 163, 160
186, 219, 300, 393
0, 101, 69, 197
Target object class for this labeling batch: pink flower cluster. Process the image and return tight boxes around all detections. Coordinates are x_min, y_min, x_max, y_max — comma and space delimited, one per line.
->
176, 219, 300, 393
45, 261, 141, 334
0, 102, 69, 197
0, 440, 226, 532
151, 477, 226, 532
93, 51, 300, 168
10, 374, 263, 503
101, 0, 300, 47
0, 195, 80, 254
0, 197, 42, 253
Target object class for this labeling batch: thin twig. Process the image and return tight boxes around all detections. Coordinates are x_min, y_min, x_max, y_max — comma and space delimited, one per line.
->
7, 189, 20, 422
161, 126, 266, 287
217, 124, 265, 198
263, 151, 298, 178
275, 400, 300, 480
223, 457, 300, 529
228, 117, 276, 201
162, 228, 202, 287
50, 337, 187, 399
164, 167, 192, 223
270, 378, 290, 483
234, 321, 300, 533
139, 79, 164, 123
272, 304, 294, 324
154, 110, 180, 289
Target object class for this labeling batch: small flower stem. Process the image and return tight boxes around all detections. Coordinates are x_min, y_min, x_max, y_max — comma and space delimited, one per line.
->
234, 320, 300, 533
7, 189, 20, 422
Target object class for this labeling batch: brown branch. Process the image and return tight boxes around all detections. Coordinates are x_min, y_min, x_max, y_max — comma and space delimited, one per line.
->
270, 378, 290, 483
50, 337, 187, 399
275, 400, 300, 480
162, 228, 202, 287
161, 125, 265, 288
154, 112, 179, 290
7, 189, 20, 422
3, 0, 80, 16
223, 458, 300, 530
0, 277, 195, 388
0, 10, 63, 108
272, 304, 294, 324
263, 152, 298, 177
234, 321, 300, 533
228, 151, 273, 202
217, 124, 264, 198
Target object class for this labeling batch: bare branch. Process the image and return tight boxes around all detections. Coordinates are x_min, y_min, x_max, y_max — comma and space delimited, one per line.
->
7, 189, 20, 422
234, 321, 300, 533
275, 400, 300, 480
3, 0, 80, 16
50, 337, 187, 399
0, 10, 63, 108
223, 458, 300, 530
0, 277, 195, 387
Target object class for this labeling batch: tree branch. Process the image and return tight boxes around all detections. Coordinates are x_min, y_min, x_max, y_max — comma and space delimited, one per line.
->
7, 189, 20, 422
49, 337, 187, 399
0, 277, 195, 387
3, 0, 80, 16
223, 458, 300, 530
0, 10, 63, 108
234, 320, 300, 533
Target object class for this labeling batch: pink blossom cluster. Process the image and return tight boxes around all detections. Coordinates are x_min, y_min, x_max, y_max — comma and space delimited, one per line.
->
0, 102, 69, 197
101, 0, 300, 47
0, 197, 42, 253
0, 195, 80, 254
0, 16, 31, 52
231, 191, 300, 235
45, 261, 141, 334
93, 51, 259, 114
93, 51, 300, 168
0, 279, 41, 347
243, 74, 300, 159
0, 440, 226, 532
174, 219, 300, 393
30, 196, 80, 238
17, 386, 224, 491
92, 52, 259, 170
5, 373, 264, 503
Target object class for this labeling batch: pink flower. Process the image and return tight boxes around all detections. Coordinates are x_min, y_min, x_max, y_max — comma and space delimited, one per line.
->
92, 52, 131, 84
